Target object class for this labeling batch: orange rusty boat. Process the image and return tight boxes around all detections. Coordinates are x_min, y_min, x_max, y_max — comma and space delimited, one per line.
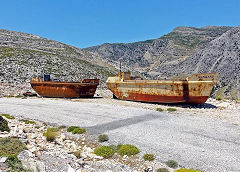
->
106, 72, 217, 104
30, 75, 100, 98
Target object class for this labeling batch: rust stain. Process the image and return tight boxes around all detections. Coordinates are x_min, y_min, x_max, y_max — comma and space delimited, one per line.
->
30, 78, 100, 98
106, 72, 217, 104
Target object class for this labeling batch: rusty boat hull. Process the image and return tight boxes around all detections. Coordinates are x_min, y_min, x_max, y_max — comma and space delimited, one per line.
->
106, 72, 217, 104
30, 79, 100, 98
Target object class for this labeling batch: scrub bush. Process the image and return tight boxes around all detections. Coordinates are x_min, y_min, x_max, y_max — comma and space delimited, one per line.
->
118, 144, 140, 156
0, 116, 10, 132
143, 153, 155, 161
98, 134, 109, 142
94, 146, 115, 158
1, 113, 15, 119
157, 168, 170, 172
167, 108, 177, 112
0, 138, 26, 156
43, 128, 58, 142
166, 160, 178, 168
67, 126, 79, 132
156, 108, 164, 112
72, 128, 86, 134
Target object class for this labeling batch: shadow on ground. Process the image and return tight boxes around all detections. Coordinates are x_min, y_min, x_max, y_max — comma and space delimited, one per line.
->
85, 113, 165, 134
113, 99, 218, 109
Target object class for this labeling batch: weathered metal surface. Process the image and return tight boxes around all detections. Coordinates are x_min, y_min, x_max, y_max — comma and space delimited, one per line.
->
106, 72, 217, 104
30, 78, 100, 98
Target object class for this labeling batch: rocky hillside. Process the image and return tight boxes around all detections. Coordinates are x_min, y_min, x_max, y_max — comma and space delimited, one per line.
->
85, 26, 240, 99
156, 26, 240, 99
85, 26, 232, 76
0, 26, 239, 99
0, 29, 117, 85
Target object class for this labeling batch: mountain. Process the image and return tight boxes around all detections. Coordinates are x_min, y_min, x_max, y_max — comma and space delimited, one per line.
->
0, 26, 239, 99
156, 26, 240, 99
85, 26, 240, 99
85, 26, 232, 76
0, 29, 117, 86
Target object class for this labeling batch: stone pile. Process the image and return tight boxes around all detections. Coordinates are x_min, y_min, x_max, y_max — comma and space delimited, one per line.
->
0, 116, 170, 172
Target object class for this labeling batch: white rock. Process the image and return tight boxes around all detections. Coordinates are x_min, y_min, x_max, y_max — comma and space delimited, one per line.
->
67, 164, 75, 172
0, 156, 7, 163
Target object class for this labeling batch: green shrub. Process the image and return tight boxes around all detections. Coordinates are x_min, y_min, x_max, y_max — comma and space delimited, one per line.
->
108, 145, 118, 152
19, 119, 36, 124
167, 108, 177, 112
15, 95, 23, 98
67, 126, 79, 132
98, 134, 109, 142
7, 95, 14, 98
43, 128, 58, 142
174, 169, 201, 172
166, 160, 178, 168
157, 168, 170, 172
72, 128, 86, 134
118, 144, 140, 156
156, 108, 164, 112
216, 94, 225, 101
143, 153, 154, 161
94, 146, 115, 158
117, 144, 123, 150
0, 138, 26, 156
6, 155, 27, 171
0, 116, 10, 132
35, 126, 40, 129
73, 150, 81, 158
1, 113, 15, 119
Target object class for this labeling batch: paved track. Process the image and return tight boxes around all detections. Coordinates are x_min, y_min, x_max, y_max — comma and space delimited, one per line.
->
0, 98, 239, 171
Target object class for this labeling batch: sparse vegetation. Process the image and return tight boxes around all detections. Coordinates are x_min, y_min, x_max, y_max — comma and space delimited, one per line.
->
19, 119, 36, 124
98, 134, 109, 142
67, 126, 79, 132
94, 146, 115, 158
157, 168, 170, 172
0, 116, 10, 132
1, 113, 15, 119
215, 87, 227, 101
7, 95, 14, 98
215, 94, 225, 101
156, 108, 164, 112
167, 108, 177, 112
118, 144, 140, 156
143, 153, 155, 161
166, 160, 178, 168
6, 155, 30, 172
108, 145, 118, 153
43, 127, 58, 142
0, 137, 26, 156
72, 128, 86, 134
15, 95, 23, 98
174, 169, 201, 172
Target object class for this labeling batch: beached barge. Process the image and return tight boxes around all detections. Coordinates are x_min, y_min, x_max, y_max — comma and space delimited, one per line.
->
106, 72, 217, 104
30, 75, 100, 98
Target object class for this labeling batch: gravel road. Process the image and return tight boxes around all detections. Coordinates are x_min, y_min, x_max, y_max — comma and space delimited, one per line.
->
0, 97, 240, 172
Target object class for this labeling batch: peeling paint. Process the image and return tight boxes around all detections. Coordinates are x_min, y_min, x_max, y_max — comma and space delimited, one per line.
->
106, 72, 217, 104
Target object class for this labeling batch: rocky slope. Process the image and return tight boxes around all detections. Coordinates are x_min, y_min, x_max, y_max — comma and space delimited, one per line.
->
85, 26, 240, 98
85, 26, 232, 76
0, 29, 117, 85
155, 26, 240, 99
0, 26, 239, 98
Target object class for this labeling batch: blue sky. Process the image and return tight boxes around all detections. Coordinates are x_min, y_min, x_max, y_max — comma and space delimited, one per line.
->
0, 0, 239, 48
